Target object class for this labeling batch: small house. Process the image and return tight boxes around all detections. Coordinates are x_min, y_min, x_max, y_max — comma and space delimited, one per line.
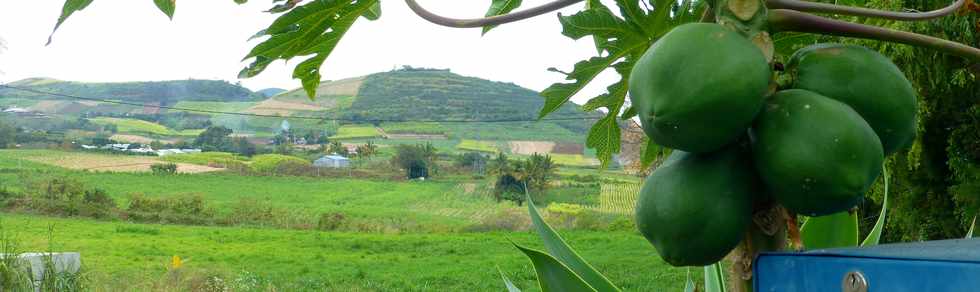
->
314, 155, 350, 168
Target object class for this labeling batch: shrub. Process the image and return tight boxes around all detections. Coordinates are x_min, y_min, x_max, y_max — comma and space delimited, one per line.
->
250, 154, 311, 174
317, 212, 347, 231
463, 209, 531, 232
83, 188, 115, 208
126, 193, 214, 224
33, 177, 85, 201
150, 163, 178, 175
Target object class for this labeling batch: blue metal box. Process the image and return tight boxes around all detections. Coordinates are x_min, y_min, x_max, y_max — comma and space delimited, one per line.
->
754, 238, 980, 292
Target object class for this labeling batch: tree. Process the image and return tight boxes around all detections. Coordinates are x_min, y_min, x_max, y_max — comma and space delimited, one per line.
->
231, 137, 257, 157
391, 143, 437, 179
193, 126, 233, 152
327, 141, 348, 156
356, 140, 378, 159
490, 153, 556, 206
0, 121, 14, 149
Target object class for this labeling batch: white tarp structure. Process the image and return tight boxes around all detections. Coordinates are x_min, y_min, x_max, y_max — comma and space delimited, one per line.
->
314, 155, 350, 168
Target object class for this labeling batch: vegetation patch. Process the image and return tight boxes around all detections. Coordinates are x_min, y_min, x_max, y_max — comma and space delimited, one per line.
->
249, 154, 310, 174
90, 117, 178, 136
330, 125, 382, 140
456, 140, 499, 153
549, 154, 600, 167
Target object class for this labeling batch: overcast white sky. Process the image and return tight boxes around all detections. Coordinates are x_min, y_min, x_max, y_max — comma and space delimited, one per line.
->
0, 1, 619, 104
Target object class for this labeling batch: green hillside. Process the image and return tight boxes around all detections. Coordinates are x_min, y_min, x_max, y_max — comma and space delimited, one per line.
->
347, 67, 595, 128
0, 78, 261, 103
0, 68, 599, 143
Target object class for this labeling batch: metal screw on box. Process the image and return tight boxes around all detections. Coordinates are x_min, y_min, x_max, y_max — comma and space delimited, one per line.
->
842, 271, 869, 292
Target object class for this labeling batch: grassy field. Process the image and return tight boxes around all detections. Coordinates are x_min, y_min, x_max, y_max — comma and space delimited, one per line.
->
549, 154, 600, 167
1, 215, 687, 291
456, 140, 500, 153
331, 125, 383, 140
0, 149, 683, 290
380, 122, 446, 135
89, 117, 203, 137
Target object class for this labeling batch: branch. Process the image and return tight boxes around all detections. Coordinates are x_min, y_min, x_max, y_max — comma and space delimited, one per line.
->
767, 0, 965, 20
768, 9, 980, 61
404, 0, 584, 28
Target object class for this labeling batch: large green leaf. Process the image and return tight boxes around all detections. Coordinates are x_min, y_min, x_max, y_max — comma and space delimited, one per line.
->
153, 0, 176, 19
515, 244, 597, 292
482, 0, 523, 35
684, 268, 695, 292
587, 113, 621, 169
585, 0, 609, 54
499, 267, 523, 292
800, 211, 859, 249
48, 0, 95, 45
640, 137, 664, 170
968, 216, 976, 238
362, 2, 381, 20
704, 263, 726, 292
241, 0, 377, 99
527, 195, 620, 291
862, 164, 889, 246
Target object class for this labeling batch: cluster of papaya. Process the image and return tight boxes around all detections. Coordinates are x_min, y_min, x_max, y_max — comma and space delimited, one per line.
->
628, 23, 917, 266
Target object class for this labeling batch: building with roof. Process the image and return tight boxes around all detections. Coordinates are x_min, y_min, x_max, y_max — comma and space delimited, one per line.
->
314, 155, 350, 168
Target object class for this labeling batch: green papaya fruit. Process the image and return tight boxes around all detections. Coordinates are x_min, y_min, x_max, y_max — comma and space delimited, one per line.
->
629, 23, 770, 153
751, 89, 884, 216
635, 145, 758, 266
788, 43, 917, 155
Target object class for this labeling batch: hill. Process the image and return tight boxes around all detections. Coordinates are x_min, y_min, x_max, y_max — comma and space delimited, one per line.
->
256, 88, 287, 97
0, 78, 262, 104
0, 68, 600, 143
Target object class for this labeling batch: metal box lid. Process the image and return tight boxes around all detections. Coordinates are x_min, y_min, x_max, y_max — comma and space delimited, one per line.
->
754, 239, 980, 292
766, 238, 980, 263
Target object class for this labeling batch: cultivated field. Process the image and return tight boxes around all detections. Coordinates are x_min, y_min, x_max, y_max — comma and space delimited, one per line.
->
90, 117, 203, 137
509, 141, 556, 155
330, 125, 383, 140
7, 150, 222, 173
456, 140, 500, 153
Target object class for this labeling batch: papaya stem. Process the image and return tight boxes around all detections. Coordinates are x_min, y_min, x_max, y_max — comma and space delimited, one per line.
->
768, 9, 980, 61
404, 0, 583, 28
767, 0, 964, 20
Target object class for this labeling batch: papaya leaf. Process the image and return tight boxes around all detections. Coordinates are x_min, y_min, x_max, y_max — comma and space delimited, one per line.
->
48, 0, 95, 45
234, 0, 247, 4
498, 267, 523, 292
482, 0, 523, 35
620, 106, 637, 120
362, 1, 381, 20
704, 262, 726, 292
587, 113, 621, 169
640, 137, 662, 170
684, 268, 695, 292
968, 216, 976, 238
800, 211, 859, 249
613, 0, 653, 36
242, 0, 377, 99
514, 244, 597, 292
527, 195, 620, 291
153, 0, 176, 20
540, 7, 648, 119
862, 164, 889, 246
585, 0, 609, 54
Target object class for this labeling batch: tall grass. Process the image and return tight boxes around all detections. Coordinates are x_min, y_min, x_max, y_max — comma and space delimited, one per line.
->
0, 221, 30, 291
